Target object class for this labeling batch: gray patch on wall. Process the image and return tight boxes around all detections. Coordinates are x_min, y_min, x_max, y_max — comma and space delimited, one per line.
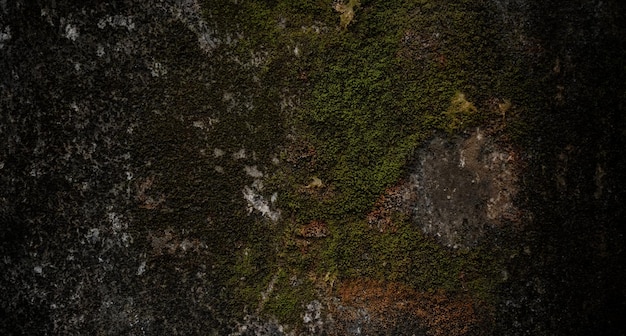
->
410, 128, 520, 248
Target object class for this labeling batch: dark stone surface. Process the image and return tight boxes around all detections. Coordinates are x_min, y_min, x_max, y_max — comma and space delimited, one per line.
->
411, 129, 519, 249
494, 1, 626, 335
1, 1, 239, 334
1, 0, 625, 335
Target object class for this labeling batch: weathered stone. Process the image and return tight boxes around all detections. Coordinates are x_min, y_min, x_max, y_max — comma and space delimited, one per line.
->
410, 128, 520, 248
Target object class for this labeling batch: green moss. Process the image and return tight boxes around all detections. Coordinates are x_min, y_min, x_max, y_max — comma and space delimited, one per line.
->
282, 213, 509, 308
263, 269, 315, 325
276, 0, 511, 219
161, 0, 550, 327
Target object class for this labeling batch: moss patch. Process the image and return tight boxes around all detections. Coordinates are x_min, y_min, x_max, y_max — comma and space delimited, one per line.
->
186, 0, 547, 329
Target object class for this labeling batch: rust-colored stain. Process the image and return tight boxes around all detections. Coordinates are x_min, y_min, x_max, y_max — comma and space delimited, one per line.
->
336, 279, 489, 336
297, 220, 330, 238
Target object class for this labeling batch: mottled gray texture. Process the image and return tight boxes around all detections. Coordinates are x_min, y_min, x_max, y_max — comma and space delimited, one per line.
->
0, 1, 253, 334
411, 128, 519, 248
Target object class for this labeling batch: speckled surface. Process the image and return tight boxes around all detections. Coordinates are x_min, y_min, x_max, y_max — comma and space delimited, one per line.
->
1, 1, 625, 335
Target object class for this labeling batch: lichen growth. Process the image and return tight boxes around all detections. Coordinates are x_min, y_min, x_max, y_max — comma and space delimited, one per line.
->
333, 0, 361, 29
442, 91, 480, 133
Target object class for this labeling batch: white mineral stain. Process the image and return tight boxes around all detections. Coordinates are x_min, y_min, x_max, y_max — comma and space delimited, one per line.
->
86, 228, 100, 244
65, 24, 79, 41
169, 0, 233, 54
213, 148, 224, 157
149, 62, 167, 77
244, 165, 263, 178
107, 212, 126, 233
251, 179, 263, 191
232, 148, 246, 160
242, 186, 280, 221
136, 261, 146, 276
0, 26, 11, 49
180, 239, 194, 252
97, 15, 136, 30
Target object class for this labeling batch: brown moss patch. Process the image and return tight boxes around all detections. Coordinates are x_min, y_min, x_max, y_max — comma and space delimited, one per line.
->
335, 278, 490, 336
366, 181, 414, 233
297, 220, 330, 238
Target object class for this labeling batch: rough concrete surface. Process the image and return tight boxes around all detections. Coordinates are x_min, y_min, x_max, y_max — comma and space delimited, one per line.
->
1, 0, 625, 335
411, 128, 520, 249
